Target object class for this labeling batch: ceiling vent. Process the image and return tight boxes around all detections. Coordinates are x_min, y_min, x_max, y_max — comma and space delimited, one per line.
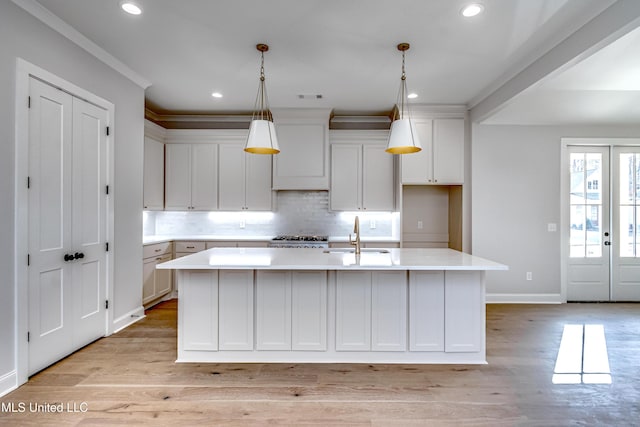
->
298, 94, 323, 100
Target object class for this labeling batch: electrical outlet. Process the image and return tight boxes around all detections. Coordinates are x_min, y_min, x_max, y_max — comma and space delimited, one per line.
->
548, 223, 557, 232
526, 272, 533, 281
239, 220, 245, 229
417, 220, 423, 230
370, 219, 376, 229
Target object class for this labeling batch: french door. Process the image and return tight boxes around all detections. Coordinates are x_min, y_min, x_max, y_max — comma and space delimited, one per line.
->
566, 145, 640, 301
28, 77, 108, 374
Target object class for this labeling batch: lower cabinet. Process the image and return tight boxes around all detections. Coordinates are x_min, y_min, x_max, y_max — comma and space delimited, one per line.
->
218, 270, 254, 350
335, 271, 407, 351
256, 270, 328, 351
143, 242, 173, 306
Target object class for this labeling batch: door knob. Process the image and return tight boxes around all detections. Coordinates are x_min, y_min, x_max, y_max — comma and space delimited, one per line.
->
64, 253, 74, 262
604, 241, 611, 246
74, 252, 85, 259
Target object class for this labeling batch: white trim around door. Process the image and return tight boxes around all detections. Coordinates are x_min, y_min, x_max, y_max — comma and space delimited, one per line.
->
14, 58, 115, 387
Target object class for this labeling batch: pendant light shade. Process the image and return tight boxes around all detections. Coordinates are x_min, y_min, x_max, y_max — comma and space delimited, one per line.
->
386, 43, 421, 154
245, 119, 278, 154
387, 118, 420, 154
245, 44, 280, 154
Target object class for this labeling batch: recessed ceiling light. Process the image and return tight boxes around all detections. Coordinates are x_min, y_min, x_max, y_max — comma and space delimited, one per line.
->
407, 93, 418, 99
211, 92, 223, 98
120, 1, 142, 15
461, 3, 484, 17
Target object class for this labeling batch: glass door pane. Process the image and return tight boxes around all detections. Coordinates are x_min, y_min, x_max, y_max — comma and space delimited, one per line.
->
570, 153, 603, 258
618, 153, 640, 258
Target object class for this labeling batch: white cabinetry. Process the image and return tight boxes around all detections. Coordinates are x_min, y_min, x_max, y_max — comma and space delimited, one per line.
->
218, 270, 254, 350
272, 109, 331, 190
401, 118, 464, 185
335, 271, 407, 351
144, 120, 166, 210
218, 142, 272, 211
409, 271, 445, 351
330, 131, 395, 211
256, 271, 328, 351
444, 271, 483, 352
165, 143, 218, 210
142, 242, 173, 306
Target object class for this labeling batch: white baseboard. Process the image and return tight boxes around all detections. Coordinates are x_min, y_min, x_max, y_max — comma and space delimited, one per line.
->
486, 293, 563, 304
0, 370, 18, 398
112, 306, 146, 333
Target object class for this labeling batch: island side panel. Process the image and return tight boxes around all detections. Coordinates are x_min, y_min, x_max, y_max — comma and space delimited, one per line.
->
444, 271, 485, 353
178, 270, 219, 354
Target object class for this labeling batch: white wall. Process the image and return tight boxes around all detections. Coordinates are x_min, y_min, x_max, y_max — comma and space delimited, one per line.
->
0, 1, 144, 395
471, 123, 640, 302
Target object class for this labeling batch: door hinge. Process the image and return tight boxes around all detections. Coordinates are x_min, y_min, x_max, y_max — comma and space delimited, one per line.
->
27, 332, 30, 342
105, 242, 109, 252
28, 96, 31, 109
105, 300, 109, 310
106, 185, 109, 195
27, 176, 31, 189
106, 126, 110, 136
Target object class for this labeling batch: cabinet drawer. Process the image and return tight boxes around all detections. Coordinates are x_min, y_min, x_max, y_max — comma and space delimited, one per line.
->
175, 241, 206, 253
143, 241, 173, 259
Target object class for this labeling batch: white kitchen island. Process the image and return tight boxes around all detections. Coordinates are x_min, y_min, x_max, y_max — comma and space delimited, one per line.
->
157, 247, 507, 364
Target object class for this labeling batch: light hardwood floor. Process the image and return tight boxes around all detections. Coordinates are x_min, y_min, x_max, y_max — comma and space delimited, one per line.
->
1, 300, 639, 426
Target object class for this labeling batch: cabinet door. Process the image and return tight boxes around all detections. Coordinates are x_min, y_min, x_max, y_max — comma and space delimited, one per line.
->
256, 271, 292, 350
218, 143, 246, 210
191, 144, 218, 210
330, 144, 361, 211
409, 271, 445, 351
218, 270, 254, 350
335, 271, 371, 351
142, 257, 157, 304
245, 152, 272, 210
401, 120, 433, 184
363, 144, 395, 211
433, 119, 464, 184
371, 271, 407, 351
143, 137, 164, 210
291, 271, 327, 351
164, 144, 192, 210
155, 254, 173, 296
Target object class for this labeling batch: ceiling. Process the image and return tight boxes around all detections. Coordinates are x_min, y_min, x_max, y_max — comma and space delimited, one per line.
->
23, 0, 640, 124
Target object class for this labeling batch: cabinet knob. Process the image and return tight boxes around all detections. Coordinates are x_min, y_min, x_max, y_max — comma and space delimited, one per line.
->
64, 253, 74, 262
74, 252, 85, 260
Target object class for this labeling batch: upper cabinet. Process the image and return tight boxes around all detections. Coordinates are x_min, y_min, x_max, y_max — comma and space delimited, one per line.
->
330, 130, 396, 211
401, 117, 465, 185
272, 109, 331, 190
165, 143, 218, 211
218, 142, 272, 211
164, 129, 272, 212
143, 120, 166, 210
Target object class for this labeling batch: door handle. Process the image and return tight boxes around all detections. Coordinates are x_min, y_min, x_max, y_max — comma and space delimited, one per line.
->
604, 241, 611, 246
64, 253, 74, 262
74, 252, 85, 260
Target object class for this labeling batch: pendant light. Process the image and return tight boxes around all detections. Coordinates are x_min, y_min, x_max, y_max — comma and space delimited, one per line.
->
386, 43, 421, 154
245, 44, 280, 154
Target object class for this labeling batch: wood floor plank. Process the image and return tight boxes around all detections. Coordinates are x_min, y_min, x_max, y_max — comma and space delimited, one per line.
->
1, 300, 639, 425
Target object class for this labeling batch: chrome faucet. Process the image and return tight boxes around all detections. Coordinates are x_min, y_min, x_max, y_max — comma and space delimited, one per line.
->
349, 215, 361, 254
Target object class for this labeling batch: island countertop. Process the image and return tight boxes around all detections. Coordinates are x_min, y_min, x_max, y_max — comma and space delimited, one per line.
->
156, 247, 508, 271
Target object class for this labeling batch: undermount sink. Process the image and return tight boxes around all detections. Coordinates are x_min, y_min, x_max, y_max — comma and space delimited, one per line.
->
323, 248, 390, 254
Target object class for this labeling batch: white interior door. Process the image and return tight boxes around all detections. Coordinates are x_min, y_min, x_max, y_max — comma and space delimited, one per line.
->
612, 147, 640, 300
28, 77, 107, 375
566, 146, 610, 301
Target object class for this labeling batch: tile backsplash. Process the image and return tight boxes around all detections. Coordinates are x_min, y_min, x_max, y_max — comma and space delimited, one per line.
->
144, 191, 399, 239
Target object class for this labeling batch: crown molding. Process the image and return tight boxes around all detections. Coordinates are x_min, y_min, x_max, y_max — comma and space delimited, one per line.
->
12, 0, 151, 89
